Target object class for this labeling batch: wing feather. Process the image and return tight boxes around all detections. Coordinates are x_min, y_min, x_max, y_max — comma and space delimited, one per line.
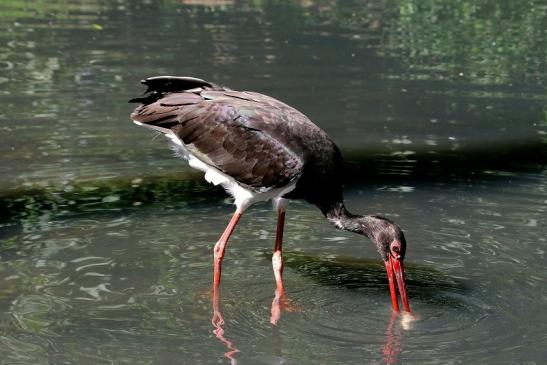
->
131, 81, 303, 190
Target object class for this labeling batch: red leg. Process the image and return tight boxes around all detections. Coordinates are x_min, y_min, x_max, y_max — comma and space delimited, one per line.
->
213, 211, 242, 286
272, 208, 285, 291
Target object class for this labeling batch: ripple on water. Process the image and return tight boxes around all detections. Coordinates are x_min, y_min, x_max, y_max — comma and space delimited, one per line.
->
11, 294, 71, 336
2, 173, 547, 363
222, 247, 517, 364
189, 255, 498, 364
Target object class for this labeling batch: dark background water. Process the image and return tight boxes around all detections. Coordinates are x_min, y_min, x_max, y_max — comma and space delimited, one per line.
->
1, 1, 546, 364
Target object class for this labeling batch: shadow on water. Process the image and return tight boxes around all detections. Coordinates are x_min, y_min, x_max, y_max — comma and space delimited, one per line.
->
279, 251, 471, 309
0, 173, 221, 226
344, 140, 547, 184
1, 139, 546, 226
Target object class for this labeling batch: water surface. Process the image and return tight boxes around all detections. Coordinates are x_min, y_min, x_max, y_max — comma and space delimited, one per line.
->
1, 1, 546, 364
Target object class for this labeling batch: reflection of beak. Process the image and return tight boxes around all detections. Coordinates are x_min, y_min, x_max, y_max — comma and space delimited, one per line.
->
384, 256, 411, 312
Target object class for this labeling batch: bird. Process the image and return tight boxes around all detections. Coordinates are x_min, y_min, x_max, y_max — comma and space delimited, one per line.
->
129, 76, 410, 313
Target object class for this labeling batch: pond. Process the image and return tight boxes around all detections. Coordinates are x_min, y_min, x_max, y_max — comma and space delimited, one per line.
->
1, 1, 546, 364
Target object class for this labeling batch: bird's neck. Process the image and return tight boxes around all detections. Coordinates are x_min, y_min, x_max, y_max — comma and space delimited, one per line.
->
318, 199, 380, 240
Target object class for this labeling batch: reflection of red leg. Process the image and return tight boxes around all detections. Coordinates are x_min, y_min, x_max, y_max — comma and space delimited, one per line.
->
211, 286, 239, 364
272, 208, 285, 291
270, 287, 284, 325
270, 287, 303, 325
211, 286, 224, 329
213, 211, 243, 286
382, 312, 402, 364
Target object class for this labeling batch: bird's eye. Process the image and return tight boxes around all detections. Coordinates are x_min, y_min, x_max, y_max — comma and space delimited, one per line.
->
390, 240, 402, 259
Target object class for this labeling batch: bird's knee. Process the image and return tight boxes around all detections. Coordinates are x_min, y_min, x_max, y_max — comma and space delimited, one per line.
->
213, 242, 225, 261
272, 251, 284, 272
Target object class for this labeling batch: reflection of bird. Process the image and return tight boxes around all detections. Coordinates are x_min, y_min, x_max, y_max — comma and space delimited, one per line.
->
130, 76, 410, 312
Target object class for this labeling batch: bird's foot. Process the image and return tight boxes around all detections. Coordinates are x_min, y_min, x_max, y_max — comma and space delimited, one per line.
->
270, 288, 302, 325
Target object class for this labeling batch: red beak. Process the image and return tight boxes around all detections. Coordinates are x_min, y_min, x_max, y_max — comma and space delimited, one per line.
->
384, 255, 410, 312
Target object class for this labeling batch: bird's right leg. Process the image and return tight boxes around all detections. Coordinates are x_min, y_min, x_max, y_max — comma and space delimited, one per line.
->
270, 206, 287, 325
272, 207, 286, 291
213, 211, 243, 286
269, 200, 302, 325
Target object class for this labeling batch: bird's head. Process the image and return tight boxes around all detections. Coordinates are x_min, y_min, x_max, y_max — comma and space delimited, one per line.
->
364, 216, 410, 313
323, 202, 411, 313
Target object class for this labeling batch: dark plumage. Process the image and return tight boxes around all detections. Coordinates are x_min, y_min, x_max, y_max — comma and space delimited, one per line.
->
130, 76, 341, 197
130, 76, 410, 313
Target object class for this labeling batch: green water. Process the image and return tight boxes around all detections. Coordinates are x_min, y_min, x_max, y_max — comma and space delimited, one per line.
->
1, 1, 546, 364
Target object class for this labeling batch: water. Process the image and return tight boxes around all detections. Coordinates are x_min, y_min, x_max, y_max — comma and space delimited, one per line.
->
1, 1, 546, 364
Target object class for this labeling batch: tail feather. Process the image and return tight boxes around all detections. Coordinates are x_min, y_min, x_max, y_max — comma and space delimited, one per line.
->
129, 75, 222, 104
130, 76, 218, 133
141, 75, 213, 93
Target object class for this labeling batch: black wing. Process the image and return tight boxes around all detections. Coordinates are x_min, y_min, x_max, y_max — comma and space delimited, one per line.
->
130, 76, 304, 190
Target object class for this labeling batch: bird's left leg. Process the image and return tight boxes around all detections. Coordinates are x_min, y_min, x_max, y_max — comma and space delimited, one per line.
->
213, 210, 243, 286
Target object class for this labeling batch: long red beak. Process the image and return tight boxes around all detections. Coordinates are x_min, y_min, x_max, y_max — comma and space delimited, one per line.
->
384, 256, 410, 312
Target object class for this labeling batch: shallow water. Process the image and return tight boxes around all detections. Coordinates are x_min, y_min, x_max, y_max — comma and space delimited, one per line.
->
1, 1, 547, 364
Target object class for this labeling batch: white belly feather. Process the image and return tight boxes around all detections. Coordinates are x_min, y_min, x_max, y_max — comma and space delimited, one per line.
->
134, 120, 295, 212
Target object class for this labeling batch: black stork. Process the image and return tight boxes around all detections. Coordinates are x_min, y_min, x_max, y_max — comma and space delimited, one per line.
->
129, 76, 410, 312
